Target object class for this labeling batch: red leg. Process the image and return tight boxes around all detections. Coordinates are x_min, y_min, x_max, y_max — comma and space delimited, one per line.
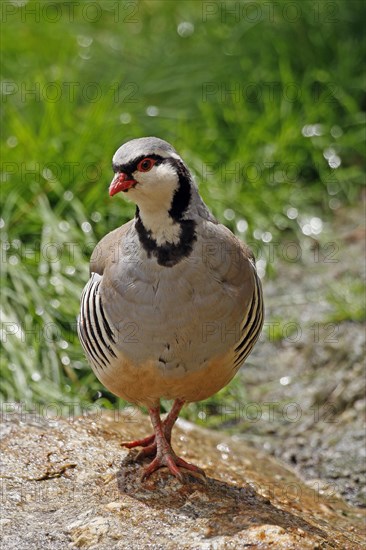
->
141, 406, 205, 481
121, 398, 185, 456
121, 433, 155, 450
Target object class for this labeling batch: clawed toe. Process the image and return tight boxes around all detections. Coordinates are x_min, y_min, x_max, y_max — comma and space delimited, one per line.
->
121, 433, 155, 449
136, 442, 157, 459
141, 453, 185, 482
175, 456, 206, 477
141, 456, 180, 482
141, 451, 205, 482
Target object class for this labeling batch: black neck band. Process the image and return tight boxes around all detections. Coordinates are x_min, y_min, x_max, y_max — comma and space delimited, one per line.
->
134, 160, 196, 266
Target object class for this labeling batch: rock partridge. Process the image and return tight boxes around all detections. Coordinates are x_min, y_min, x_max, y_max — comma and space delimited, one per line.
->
78, 137, 264, 480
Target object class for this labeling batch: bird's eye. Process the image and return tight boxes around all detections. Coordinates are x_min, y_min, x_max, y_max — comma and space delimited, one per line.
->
137, 158, 156, 172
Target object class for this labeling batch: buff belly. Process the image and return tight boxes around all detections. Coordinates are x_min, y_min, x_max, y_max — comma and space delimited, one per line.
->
91, 351, 237, 407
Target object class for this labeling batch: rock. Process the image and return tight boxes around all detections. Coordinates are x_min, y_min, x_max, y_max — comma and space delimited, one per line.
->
1, 411, 365, 549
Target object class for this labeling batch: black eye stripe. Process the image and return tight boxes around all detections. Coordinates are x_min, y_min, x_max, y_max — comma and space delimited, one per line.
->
112, 153, 164, 174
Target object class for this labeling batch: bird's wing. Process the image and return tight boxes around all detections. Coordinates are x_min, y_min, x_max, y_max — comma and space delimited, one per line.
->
198, 220, 264, 367
78, 220, 135, 374
89, 220, 134, 275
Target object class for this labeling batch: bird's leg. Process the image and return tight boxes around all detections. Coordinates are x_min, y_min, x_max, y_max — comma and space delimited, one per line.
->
121, 398, 185, 455
162, 397, 186, 441
141, 405, 205, 481
135, 397, 185, 458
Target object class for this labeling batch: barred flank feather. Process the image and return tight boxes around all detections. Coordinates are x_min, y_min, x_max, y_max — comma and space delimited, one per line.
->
77, 273, 117, 373
233, 266, 264, 369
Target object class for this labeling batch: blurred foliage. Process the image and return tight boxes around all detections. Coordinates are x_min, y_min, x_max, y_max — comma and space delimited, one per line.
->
1, 0, 365, 410
326, 280, 366, 323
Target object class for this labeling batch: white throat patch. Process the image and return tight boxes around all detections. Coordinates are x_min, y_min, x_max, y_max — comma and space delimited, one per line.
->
139, 210, 181, 246
130, 162, 182, 246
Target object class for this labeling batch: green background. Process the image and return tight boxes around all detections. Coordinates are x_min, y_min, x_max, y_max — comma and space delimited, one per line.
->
1, 0, 365, 412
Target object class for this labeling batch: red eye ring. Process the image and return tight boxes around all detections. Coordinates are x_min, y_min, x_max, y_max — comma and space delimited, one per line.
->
137, 158, 156, 172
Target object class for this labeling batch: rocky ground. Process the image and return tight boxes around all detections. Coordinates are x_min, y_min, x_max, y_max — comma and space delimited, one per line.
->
1, 411, 365, 549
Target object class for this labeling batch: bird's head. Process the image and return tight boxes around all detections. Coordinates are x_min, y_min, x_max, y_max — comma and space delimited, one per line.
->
109, 137, 190, 215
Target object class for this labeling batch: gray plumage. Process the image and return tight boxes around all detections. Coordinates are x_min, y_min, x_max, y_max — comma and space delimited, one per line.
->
78, 137, 264, 408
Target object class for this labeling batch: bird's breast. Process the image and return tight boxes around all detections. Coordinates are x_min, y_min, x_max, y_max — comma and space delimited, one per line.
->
79, 223, 263, 406
90, 348, 238, 407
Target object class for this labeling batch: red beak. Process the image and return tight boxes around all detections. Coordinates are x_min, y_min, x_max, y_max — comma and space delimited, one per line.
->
109, 173, 137, 196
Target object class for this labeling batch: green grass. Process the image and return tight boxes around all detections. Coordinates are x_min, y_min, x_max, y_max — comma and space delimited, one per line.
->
1, 0, 365, 409
326, 280, 366, 323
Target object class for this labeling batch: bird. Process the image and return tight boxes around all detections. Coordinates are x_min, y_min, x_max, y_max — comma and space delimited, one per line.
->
78, 137, 264, 481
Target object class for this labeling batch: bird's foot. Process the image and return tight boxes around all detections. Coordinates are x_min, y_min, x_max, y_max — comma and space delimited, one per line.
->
141, 447, 206, 482
121, 433, 155, 450
121, 398, 185, 457
121, 400, 204, 481
121, 431, 167, 458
